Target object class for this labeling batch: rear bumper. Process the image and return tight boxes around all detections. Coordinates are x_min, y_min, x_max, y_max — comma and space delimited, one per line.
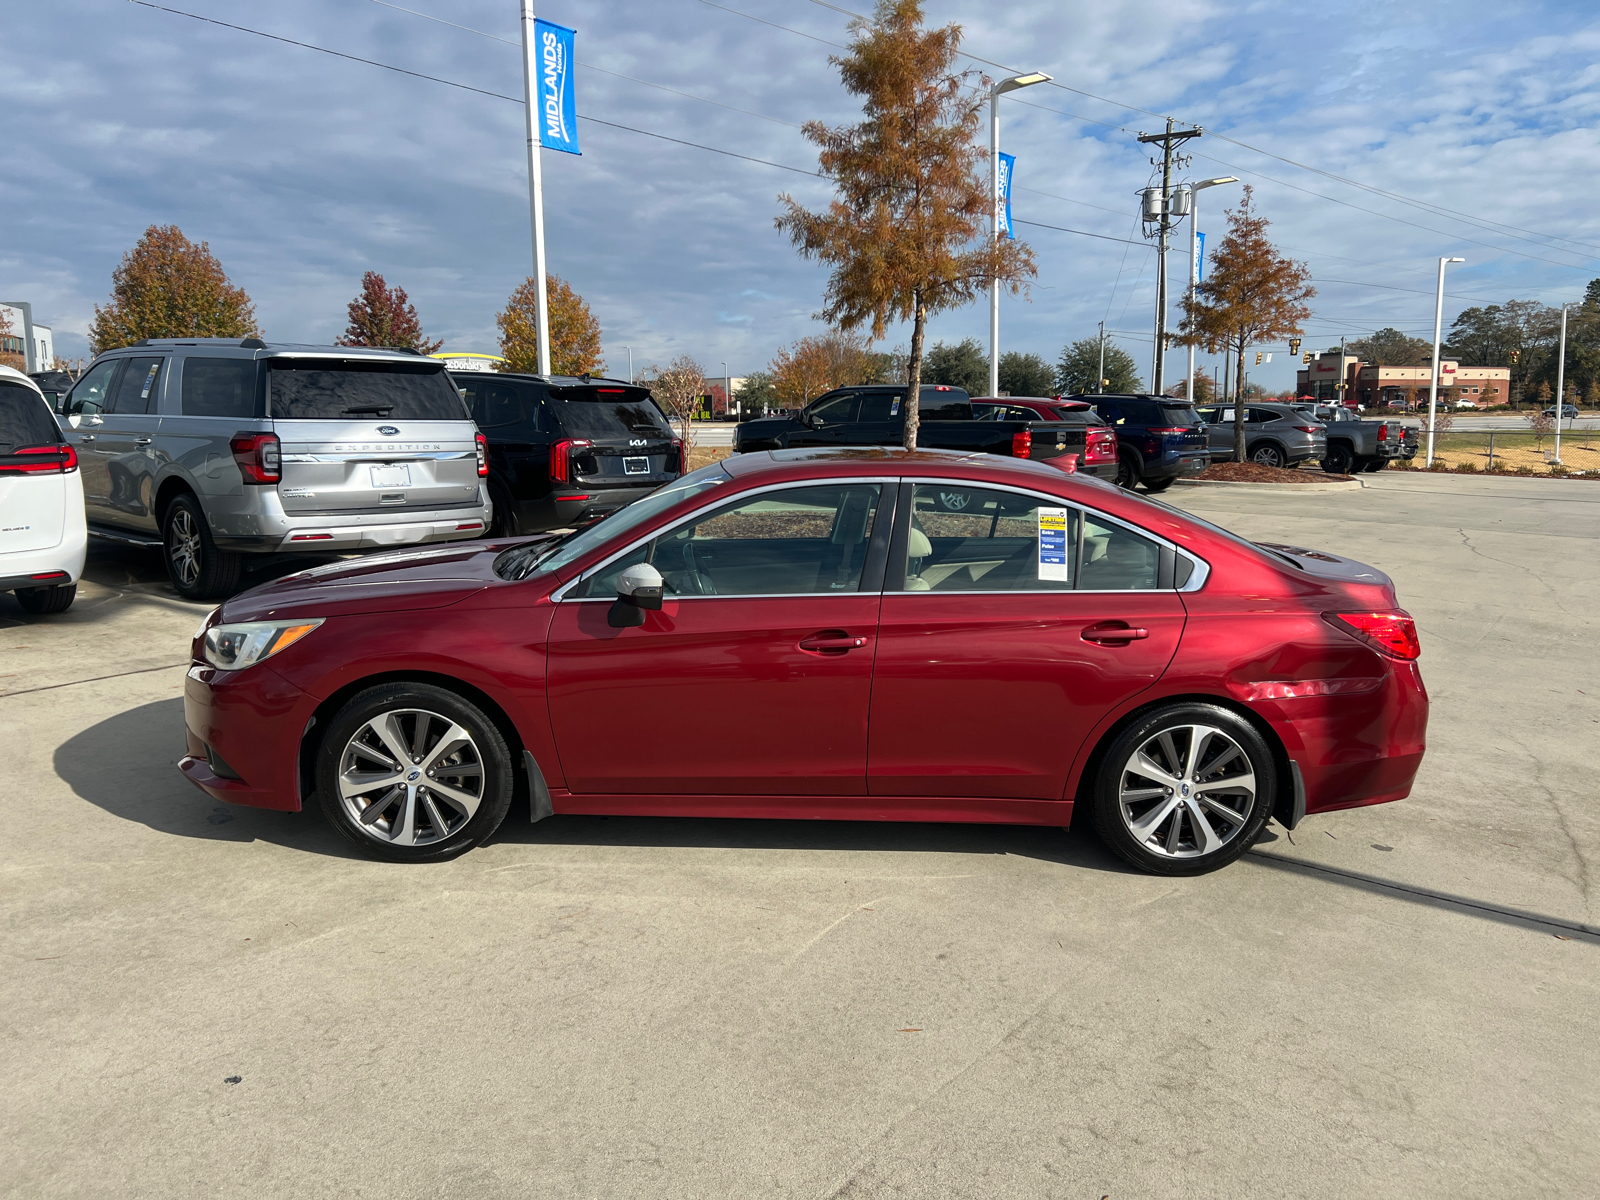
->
1143, 453, 1210, 482
269, 514, 488, 552
206, 485, 492, 553
0, 520, 87, 590
180, 662, 314, 811
557, 483, 661, 525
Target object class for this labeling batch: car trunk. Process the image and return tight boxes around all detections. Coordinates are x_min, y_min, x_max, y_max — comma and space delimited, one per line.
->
550, 386, 681, 489
265, 357, 483, 516
0, 384, 70, 552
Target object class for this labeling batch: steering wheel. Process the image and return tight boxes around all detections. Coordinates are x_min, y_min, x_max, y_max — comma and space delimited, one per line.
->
683, 542, 718, 595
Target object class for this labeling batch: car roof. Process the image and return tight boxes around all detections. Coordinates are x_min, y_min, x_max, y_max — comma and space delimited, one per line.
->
0, 364, 46, 397
455, 371, 644, 388
718, 446, 1120, 493
97, 339, 437, 364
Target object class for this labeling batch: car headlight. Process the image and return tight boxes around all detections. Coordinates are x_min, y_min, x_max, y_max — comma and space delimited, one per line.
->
202, 619, 324, 671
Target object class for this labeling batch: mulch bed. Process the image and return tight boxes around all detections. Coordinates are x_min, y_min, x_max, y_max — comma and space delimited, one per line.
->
1195, 461, 1353, 483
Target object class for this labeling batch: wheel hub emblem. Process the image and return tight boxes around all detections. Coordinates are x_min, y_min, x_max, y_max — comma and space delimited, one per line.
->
407, 769, 421, 782
1180, 783, 1190, 796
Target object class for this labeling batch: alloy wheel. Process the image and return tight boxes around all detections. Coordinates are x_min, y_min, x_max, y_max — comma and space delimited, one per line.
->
168, 508, 201, 589
937, 490, 973, 511
1251, 445, 1284, 468
1117, 724, 1256, 859
337, 708, 485, 847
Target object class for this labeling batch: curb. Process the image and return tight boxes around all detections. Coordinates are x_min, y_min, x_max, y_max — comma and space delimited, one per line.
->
1174, 477, 1363, 492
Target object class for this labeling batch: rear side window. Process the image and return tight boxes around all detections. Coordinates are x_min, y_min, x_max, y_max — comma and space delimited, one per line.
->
857, 393, 903, 422
905, 484, 1078, 592
183, 358, 260, 417
1159, 404, 1203, 428
108, 356, 165, 415
550, 396, 673, 440
0, 382, 62, 450
459, 377, 548, 437
266, 359, 468, 421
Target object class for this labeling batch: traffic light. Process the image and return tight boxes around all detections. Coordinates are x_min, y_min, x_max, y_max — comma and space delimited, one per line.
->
1509, 349, 1521, 364
1302, 352, 1312, 364
1289, 338, 1301, 355
1255, 352, 1263, 365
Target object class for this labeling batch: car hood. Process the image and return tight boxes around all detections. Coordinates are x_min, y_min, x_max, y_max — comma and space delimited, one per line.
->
219, 539, 546, 623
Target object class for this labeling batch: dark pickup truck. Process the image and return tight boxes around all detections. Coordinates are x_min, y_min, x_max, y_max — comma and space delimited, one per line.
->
733, 384, 1103, 476
1291, 404, 1416, 473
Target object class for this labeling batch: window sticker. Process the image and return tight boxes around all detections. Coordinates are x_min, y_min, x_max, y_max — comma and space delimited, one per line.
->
891, 398, 901, 416
140, 364, 159, 399
1038, 507, 1069, 582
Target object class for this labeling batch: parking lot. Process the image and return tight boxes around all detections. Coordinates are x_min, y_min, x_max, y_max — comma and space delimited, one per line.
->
4, 471, 1597, 1198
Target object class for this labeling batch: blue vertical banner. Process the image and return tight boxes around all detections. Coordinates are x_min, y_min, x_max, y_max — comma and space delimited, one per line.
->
1196, 231, 1206, 281
534, 19, 579, 155
997, 152, 1016, 240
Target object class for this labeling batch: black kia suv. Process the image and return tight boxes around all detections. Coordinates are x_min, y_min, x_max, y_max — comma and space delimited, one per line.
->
453, 373, 684, 535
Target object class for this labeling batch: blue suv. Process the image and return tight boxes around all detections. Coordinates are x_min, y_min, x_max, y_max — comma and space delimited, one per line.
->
1075, 394, 1210, 492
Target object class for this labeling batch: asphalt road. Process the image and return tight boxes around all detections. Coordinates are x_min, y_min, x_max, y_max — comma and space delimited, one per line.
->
3, 472, 1597, 1198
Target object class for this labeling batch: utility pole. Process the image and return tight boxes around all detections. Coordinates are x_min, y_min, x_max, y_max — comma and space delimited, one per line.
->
1337, 336, 1346, 407
1138, 119, 1201, 396
1097, 320, 1106, 394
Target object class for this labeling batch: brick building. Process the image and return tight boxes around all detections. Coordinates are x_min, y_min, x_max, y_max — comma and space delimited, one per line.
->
1298, 351, 1511, 409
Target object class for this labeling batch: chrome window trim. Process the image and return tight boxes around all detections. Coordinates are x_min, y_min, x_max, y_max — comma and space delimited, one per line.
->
550, 476, 899, 603
901, 476, 1210, 593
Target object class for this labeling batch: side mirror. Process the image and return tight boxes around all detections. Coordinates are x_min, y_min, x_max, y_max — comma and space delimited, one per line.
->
608, 562, 665, 628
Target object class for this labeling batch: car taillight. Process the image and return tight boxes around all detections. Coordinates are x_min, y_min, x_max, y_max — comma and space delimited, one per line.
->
1085, 429, 1117, 462
1378, 423, 1389, 440
1293, 425, 1321, 433
672, 438, 685, 475
549, 437, 593, 483
474, 431, 489, 477
0, 443, 78, 474
1326, 611, 1421, 660
1148, 426, 1190, 434
229, 433, 281, 484
1012, 430, 1032, 459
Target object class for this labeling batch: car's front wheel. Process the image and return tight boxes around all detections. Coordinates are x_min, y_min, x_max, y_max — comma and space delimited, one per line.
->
1089, 702, 1276, 875
163, 494, 241, 601
15, 583, 76, 614
1250, 444, 1286, 469
315, 682, 514, 862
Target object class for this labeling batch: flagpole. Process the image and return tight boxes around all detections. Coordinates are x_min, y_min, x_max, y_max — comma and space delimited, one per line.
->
519, 0, 553, 376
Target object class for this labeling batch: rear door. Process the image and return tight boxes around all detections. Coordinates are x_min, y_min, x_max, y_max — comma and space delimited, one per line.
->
0, 382, 68, 555
266, 357, 481, 517
869, 482, 1185, 800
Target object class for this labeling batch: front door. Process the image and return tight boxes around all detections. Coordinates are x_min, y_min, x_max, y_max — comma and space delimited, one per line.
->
547, 480, 891, 795
64, 358, 123, 510
95, 355, 167, 532
786, 392, 859, 448
868, 483, 1185, 800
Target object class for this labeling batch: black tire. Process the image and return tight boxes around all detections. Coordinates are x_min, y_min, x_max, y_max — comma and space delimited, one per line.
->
1115, 453, 1140, 489
15, 583, 76, 614
162, 493, 241, 601
1089, 702, 1276, 876
315, 682, 514, 863
1362, 458, 1387, 473
487, 482, 518, 538
1320, 443, 1354, 474
1142, 477, 1175, 493
1250, 443, 1286, 469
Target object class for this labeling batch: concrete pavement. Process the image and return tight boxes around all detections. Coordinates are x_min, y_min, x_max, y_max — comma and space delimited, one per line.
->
3, 473, 1597, 1198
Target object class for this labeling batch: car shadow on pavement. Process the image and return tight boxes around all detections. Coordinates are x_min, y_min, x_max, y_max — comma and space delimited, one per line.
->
60, 697, 1133, 869
56, 697, 362, 859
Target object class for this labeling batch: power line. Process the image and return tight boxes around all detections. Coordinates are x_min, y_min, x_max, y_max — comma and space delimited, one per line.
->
1013, 218, 1145, 246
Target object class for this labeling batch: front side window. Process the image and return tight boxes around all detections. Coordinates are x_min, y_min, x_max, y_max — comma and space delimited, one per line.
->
902, 485, 1078, 592
108, 356, 164, 415
267, 359, 467, 421
182, 357, 260, 418
807, 393, 859, 427
68, 359, 120, 417
571, 482, 883, 598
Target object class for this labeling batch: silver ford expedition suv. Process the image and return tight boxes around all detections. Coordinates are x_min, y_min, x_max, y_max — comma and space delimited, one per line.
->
62, 339, 491, 599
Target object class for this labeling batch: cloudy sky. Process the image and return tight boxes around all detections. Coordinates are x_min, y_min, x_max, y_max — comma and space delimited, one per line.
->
4, 0, 1599, 391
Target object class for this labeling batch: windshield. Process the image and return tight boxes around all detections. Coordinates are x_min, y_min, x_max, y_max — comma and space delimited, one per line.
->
494, 463, 729, 581
267, 359, 468, 421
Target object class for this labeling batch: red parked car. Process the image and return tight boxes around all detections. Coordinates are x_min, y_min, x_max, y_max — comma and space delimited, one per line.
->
179, 448, 1428, 875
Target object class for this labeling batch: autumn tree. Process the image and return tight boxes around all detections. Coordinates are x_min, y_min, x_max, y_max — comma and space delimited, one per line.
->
1166, 372, 1214, 402
0, 307, 21, 371
768, 329, 887, 408
775, 0, 1035, 450
497, 274, 604, 377
648, 355, 708, 443
336, 271, 441, 353
922, 337, 987, 394
1056, 337, 1141, 395
1177, 186, 1314, 461
88, 225, 259, 353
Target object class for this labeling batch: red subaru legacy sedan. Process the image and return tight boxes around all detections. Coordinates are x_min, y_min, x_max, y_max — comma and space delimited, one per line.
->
179, 448, 1427, 875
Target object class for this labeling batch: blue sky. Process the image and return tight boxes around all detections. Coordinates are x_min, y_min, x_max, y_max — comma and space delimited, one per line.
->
4, 0, 1599, 392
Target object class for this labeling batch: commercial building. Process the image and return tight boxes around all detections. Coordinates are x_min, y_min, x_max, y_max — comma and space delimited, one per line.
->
0, 301, 54, 372
1297, 351, 1511, 409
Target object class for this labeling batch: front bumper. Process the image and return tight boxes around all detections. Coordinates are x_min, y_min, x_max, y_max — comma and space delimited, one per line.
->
180, 661, 314, 811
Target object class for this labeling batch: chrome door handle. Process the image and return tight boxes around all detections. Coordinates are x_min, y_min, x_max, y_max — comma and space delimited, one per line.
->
78, 434, 96, 442
1082, 623, 1150, 644
135, 436, 153, 445
798, 631, 867, 654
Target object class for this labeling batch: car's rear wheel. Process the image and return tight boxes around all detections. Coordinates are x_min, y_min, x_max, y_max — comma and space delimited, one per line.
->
1142, 477, 1174, 493
1115, 453, 1140, 489
1362, 458, 1387, 473
15, 583, 76, 614
315, 682, 514, 862
1250, 444, 1286, 469
163, 494, 241, 601
1320, 444, 1354, 474
1090, 703, 1276, 876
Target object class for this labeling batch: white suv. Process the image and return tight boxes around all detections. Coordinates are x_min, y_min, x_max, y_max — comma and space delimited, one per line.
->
1, 365, 85, 614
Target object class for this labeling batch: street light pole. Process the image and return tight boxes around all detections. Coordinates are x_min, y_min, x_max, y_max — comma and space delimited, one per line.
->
1097, 320, 1106, 394
1426, 256, 1465, 468
517, 0, 552, 376
1184, 177, 1237, 400
722, 361, 730, 420
988, 72, 1051, 397
1555, 303, 1569, 463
